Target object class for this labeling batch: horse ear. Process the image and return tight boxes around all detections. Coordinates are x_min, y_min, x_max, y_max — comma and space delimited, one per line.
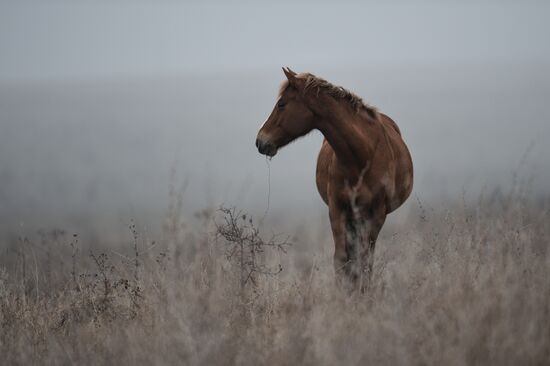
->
283, 67, 296, 77
282, 67, 302, 89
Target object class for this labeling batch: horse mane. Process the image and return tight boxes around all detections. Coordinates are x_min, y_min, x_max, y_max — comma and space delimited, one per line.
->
279, 73, 379, 119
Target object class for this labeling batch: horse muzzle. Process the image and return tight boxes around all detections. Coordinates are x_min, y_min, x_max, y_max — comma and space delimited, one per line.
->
255, 138, 278, 157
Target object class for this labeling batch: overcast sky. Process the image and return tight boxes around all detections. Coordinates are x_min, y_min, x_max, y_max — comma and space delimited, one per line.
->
1, 1, 549, 237
1, 1, 549, 82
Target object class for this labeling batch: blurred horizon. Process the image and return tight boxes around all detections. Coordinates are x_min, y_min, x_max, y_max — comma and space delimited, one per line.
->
1, 0, 549, 239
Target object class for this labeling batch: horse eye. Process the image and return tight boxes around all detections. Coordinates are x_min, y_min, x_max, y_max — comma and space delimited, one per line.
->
277, 99, 286, 109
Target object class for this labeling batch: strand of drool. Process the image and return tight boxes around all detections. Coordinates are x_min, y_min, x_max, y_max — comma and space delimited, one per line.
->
260, 156, 271, 224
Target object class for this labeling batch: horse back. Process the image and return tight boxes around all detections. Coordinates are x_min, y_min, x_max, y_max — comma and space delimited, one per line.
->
380, 113, 401, 136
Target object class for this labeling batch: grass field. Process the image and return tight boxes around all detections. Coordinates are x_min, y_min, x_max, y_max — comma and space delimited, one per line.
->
1, 182, 549, 365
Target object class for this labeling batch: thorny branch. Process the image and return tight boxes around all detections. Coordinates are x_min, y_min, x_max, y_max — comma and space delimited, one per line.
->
215, 206, 291, 289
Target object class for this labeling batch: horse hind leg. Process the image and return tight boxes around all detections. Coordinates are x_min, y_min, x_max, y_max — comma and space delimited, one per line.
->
345, 209, 386, 292
363, 212, 386, 292
329, 204, 386, 291
344, 216, 363, 283
329, 205, 362, 292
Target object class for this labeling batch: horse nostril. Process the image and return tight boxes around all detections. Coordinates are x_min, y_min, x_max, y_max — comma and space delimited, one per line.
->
257, 139, 268, 154
258, 142, 267, 154
256, 137, 276, 156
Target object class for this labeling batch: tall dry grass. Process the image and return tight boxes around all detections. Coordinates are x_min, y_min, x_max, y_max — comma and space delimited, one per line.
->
1, 182, 549, 365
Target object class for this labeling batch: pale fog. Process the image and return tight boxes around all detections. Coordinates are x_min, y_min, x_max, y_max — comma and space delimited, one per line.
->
0, 1, 549, 240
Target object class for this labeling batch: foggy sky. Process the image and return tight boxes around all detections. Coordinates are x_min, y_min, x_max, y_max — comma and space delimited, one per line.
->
1, 1, 549, 82
1, 1, 549, 238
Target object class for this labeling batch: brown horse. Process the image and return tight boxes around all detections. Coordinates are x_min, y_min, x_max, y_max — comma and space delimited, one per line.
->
256, 68, 413, 288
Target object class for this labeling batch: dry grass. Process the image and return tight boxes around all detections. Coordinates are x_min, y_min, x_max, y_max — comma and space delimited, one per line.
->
1, 183, 549, 365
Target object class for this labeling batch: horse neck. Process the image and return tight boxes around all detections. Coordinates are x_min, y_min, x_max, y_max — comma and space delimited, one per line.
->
314, 100, 377, 171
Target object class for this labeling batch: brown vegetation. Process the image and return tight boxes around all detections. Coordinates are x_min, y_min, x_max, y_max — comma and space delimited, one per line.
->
1, 183, 549, 365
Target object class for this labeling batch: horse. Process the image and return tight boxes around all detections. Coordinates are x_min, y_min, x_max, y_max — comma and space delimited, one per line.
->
255, 67, 413, 289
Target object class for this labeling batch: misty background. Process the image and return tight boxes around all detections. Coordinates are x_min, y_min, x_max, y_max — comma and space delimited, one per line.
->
1, 1, 549, 239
